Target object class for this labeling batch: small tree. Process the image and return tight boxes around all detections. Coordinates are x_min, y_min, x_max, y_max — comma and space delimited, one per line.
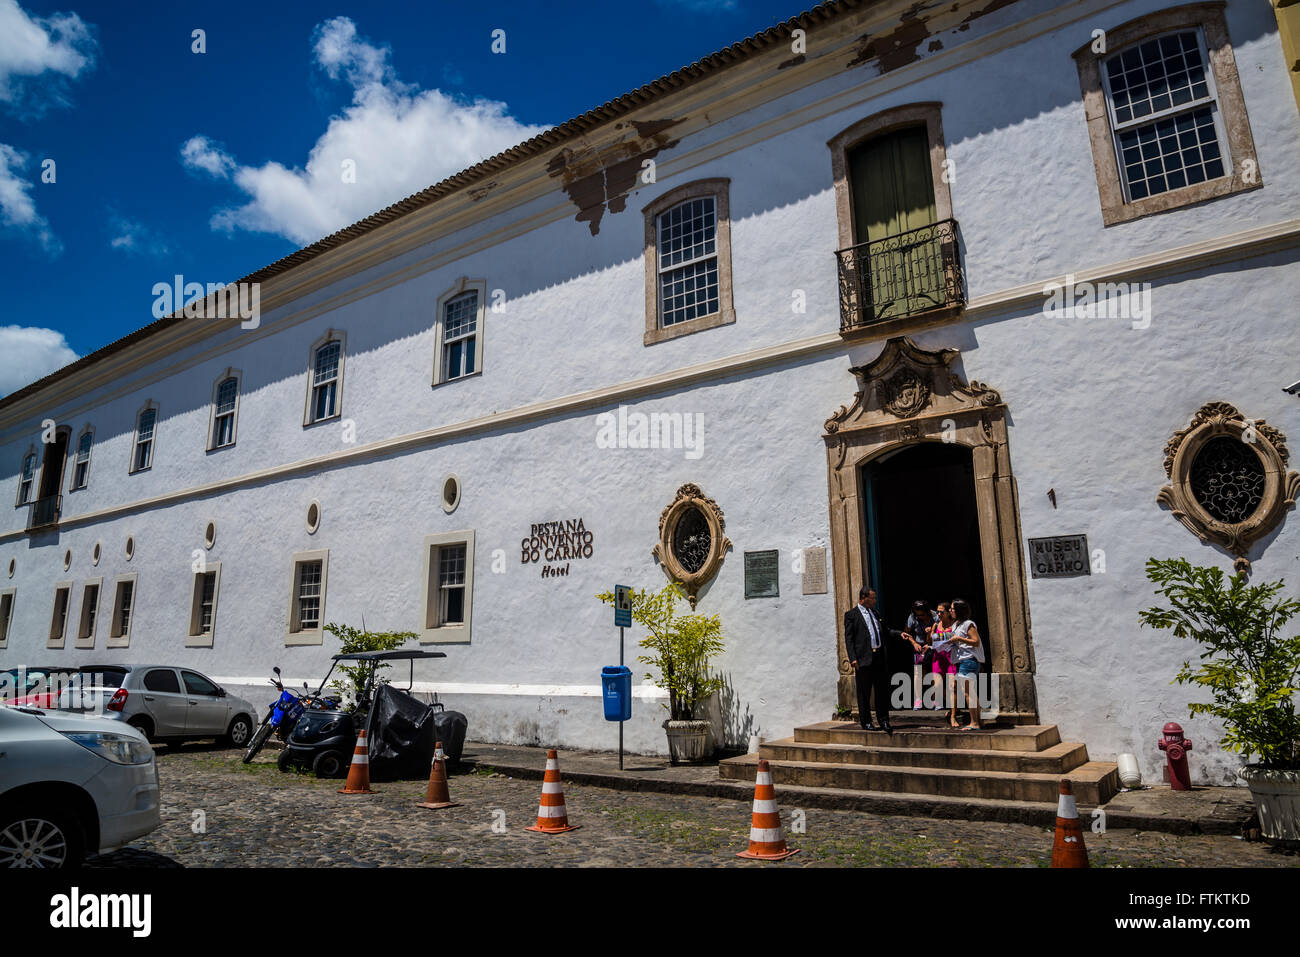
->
597, 582, 725, 721
323, 621, 417, 710
1138, 558, 1300, 769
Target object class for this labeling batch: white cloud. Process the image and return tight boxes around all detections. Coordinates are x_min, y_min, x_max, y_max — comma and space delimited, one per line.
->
0, 0, 96, 111
107, 212, 168, 256
186, 17, 550, 246
0, 324, 78, 397
180, 135, 235, 179
0, 142, 59, 253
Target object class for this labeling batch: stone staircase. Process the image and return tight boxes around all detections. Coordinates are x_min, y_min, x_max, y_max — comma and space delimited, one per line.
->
720, 714, 1120, 806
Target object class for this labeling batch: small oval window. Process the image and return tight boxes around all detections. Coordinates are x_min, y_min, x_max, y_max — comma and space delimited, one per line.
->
672, 505, 712, 573
125, 536, 135, 561
441, 475, 460, 514
63, 549, 71, 571
7, 558, 14, 578
204, 521, 216, 549
92, 542, 102, 566
307, 501, 321, 534
1190, 436, 1265, 524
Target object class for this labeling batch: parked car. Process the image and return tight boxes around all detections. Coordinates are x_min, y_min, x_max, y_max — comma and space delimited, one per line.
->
1, 666, 76, 708
0, 704, 161, 867
57, 664, 257, 748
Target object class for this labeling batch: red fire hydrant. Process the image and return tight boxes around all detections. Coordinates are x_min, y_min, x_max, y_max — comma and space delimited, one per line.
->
1158, 721, 1194, 791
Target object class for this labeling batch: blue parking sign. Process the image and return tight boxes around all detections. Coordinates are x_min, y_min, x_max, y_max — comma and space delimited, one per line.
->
614, 584, 632, 628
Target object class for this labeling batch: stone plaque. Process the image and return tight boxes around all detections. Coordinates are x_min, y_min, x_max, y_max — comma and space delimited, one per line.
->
744, 550, 779, 599
801, 546, 827, 594
1027, 535, 1090, 578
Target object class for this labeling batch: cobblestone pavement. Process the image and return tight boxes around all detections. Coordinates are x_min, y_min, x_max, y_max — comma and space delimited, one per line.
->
87, 744, 1300, 868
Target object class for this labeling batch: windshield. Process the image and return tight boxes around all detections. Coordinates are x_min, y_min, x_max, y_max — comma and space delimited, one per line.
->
67, 667, 128, 690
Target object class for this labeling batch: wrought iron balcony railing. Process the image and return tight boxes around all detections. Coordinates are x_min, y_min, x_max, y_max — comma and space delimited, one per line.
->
836, 218, 964, 332
27, 494, 61, 531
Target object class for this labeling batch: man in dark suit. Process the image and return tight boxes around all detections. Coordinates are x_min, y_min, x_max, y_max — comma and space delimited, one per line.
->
843, 586, 911, 733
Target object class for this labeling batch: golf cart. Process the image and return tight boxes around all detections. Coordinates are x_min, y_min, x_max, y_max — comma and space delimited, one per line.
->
278, 650, 467, 779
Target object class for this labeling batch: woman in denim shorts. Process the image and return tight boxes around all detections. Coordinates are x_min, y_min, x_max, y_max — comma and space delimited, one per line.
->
947, 598, 986, 731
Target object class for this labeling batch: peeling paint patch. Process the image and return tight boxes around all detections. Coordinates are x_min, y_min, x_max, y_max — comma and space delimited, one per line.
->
928, 38, 943, 52
778, 53, 807, 70
847, 3, 935, 73
961, 0, 1019, 26
547, 118, 683, 235
468, 181, 499, 202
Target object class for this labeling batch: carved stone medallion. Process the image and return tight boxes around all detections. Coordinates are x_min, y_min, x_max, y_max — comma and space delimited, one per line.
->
653, 483, 733, 608
881, 368, 930, 418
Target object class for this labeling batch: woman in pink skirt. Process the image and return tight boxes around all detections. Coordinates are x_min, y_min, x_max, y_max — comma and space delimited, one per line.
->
928, 601, 959, 727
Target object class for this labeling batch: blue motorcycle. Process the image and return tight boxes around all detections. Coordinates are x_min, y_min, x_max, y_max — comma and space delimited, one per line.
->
242, 667, 335, 764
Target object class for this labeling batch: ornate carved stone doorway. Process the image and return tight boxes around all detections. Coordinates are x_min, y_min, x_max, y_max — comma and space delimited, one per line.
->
824, 337, 1038, 720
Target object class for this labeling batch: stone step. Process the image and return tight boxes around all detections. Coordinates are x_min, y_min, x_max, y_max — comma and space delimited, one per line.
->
760, 737, 1091, 774
793, 721, 1061, 752
719, 754, 1119, 805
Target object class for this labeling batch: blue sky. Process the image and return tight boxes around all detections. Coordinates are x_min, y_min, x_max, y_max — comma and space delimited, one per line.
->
0, 0, 804, 396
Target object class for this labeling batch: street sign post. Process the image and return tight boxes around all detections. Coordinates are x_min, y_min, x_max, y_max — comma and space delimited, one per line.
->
614, 584, 631, 769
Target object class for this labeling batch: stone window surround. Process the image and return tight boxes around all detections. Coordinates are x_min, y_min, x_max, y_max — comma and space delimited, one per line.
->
76, 577, 102, 648
69, 424, 94, 492
1157, 401, 1299, 574
641, 178, 736, 346
1072, 2, 1261, 227
827, 102, 955, 254
187, 561, 221, 648
652, 483, 732, 609
107, 572, 137, 648
0, 587, 15, 649
432, 278, 487, 387
206, 367, 243, 452
129, 400, 159, 474
286, 549, 328, 646
418, 529, 474, 644
303, 330, 347, 427
48, 580, 73, 648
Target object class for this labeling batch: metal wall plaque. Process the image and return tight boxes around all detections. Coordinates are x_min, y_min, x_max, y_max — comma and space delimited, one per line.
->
801, 546, 827, 595
744, 550, 780, 598
1027, 535, 1090, 578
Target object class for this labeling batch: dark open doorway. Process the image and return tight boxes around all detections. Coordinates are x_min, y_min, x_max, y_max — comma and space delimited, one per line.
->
860, 442, 988, 697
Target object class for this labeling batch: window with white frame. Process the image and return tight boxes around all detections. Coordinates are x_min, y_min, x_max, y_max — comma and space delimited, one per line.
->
132, 406, 157, 472
442, 292, 478, 381
70, 429, 93, 490
287, 550, 328, 644
210, 374, 240, 449
1071, 6, 1260, 226
0, 589, 15, 649
187, 563, 221, 647
16, 451, 36, 505
308, 340, 342, 423
419, 530, 474, 643
1102, 29, 1226, 202
641, 179, 735, 345
432, 282, 486, 386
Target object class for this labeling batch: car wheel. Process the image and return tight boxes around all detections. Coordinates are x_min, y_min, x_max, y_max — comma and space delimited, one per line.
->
0, 806, 85, 869
128, 716, 155, 742
225, 714, 254, 748
313, 750, 346, 779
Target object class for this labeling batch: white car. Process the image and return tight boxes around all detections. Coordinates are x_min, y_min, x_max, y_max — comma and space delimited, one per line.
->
0, 705, 161, 867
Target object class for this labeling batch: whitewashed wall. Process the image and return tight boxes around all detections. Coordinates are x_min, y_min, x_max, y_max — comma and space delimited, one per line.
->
1, 0, 1297, 782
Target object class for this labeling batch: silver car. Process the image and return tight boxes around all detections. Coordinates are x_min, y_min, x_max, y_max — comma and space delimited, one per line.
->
58, 664, 257, 748
0, 704, 161, 867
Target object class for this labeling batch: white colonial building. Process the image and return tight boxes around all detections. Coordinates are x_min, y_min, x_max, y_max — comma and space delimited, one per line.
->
2, 0, 1298, 786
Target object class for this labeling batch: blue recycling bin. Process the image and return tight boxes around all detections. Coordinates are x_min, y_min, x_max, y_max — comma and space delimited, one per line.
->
601, 666, 632, 721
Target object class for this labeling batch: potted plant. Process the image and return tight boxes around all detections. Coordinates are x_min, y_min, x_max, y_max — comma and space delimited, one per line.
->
598, 582, 725, 764
1139, 558, 1300, 846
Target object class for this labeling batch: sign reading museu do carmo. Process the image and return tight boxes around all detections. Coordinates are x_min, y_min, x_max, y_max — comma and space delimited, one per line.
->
521, 518, 594, 578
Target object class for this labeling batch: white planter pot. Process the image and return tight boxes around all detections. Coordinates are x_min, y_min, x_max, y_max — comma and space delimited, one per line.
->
1239, 766, 1300, 846
663, 719, 713, 765
1117, 753, 1142, 789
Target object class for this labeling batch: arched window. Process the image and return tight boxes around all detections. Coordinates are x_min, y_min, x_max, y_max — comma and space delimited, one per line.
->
208, 370, 241, 450
304, 332, 345, 425
70, 428, 94, 490
131, 404, 158, 473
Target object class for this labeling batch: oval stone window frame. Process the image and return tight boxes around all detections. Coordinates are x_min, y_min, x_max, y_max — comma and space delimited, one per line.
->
653, 483, 732, 608
1158, 402, 1300, 573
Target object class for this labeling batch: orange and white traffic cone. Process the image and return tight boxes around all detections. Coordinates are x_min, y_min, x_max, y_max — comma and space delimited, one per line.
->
338, 728, 374, 795
736, 759, 799, 861
416, 741, 459, 810
525, 749, 581, 833
1050, 779, 1089, 868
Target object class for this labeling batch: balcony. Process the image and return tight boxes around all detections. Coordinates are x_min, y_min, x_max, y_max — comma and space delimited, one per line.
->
835, 218, 964, 333
26, 494, 61, 532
